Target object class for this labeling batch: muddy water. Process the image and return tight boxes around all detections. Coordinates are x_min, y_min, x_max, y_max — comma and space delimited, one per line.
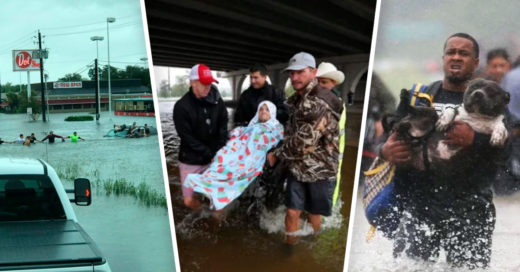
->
0, 112, 175, 272
348, 190, 520, 272
160, 100, 357, 272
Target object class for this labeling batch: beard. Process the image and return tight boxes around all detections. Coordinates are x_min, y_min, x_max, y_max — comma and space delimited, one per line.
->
446, 73, 472, 85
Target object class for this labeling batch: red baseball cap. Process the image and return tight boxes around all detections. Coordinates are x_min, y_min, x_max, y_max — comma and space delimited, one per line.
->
189, 64, 219, 85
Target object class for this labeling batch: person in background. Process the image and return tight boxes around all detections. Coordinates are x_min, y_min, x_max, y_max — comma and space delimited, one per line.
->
65, 132, 85, 142
143, 124, 150, 137
14, 134, 24, 144
316, 62, 345, 97
233, 64, 288, 127
23, 136, 32, 146
361, 74, 396, 172
41, 131, 65, 143
484, 48, 511, 83
29, 133, 40, 143
174, 63, 228, 210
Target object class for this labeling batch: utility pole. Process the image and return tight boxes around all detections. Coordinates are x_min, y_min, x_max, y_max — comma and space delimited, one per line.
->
38, 30, 46, 122
95, 58, 100, 121
107, 17, 115, 113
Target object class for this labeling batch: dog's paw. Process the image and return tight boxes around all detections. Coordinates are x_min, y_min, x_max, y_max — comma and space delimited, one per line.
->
490, 125, 508, 146
436, 108, 456, 131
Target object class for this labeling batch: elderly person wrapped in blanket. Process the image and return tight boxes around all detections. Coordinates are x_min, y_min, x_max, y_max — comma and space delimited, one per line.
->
183, 100, 284, 210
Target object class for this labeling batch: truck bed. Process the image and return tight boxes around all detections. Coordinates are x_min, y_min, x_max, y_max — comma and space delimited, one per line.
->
0, 220, 106, 270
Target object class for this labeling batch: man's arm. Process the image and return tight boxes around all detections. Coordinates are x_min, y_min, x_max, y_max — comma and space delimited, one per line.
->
173, 104, 215, 160
274, 87, 289, 125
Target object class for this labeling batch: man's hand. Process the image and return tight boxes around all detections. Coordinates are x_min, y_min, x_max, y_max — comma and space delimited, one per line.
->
381, 132, 412, 165
443, 121, 474, 148
267, 152, 277, 167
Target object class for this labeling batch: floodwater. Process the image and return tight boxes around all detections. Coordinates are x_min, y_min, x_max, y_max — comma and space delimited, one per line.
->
0, 112, 175, 272
160, 100, 357, 272
348, 189, 520, 272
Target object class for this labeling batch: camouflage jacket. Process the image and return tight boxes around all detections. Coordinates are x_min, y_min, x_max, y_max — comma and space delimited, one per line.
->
274, 80, 343, 182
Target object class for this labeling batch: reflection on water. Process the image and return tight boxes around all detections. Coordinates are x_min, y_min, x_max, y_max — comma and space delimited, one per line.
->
160, 101, 356, 272
348, 190, 520, 272
0, 112, 175, 272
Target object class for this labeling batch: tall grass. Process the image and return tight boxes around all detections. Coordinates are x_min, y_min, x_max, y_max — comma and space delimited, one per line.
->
56, 162, 167, 209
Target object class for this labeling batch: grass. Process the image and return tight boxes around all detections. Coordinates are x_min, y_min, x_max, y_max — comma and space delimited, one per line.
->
56, 162, 167, 209
64, 115, 94, 121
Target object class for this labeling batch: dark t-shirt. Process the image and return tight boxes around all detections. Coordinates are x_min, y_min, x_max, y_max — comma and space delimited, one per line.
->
42, 134, 60, 143
432, 88, 464, 115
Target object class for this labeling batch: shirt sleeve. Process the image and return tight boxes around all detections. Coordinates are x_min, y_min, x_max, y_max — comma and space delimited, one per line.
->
274, 104, 329, 161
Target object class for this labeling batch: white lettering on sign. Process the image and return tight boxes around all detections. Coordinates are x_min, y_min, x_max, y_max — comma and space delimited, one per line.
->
12, 50, 42, 71
53, 82, 83, 89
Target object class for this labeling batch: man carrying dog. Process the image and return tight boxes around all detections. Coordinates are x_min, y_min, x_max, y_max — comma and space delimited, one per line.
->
381, 33, 509, 268
267, 52, 342, 244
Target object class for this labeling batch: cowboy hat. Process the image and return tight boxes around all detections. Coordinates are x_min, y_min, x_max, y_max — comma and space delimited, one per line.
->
316, 62, 345, 85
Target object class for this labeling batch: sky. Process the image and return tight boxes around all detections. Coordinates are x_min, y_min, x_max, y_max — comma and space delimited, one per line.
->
0, 0, 148, 86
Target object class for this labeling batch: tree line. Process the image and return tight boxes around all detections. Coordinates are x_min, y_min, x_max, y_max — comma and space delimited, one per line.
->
0, 65, 150, 113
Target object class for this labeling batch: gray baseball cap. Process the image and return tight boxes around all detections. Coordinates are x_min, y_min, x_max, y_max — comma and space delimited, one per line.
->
284, 52, 316, 71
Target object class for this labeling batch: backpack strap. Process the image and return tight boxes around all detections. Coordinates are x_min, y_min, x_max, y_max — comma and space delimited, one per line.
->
409, 83, 433, 107
426, 80, 442, 100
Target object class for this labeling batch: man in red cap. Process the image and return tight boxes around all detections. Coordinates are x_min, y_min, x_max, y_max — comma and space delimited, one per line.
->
174, 64, 228, 210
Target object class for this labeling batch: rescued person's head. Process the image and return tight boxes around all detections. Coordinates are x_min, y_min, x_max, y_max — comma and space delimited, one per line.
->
442, 33, 480, 85
284, 52, 317, 92
189, 64, 218, 98
485, 48, 511, 83
249, 64, 268, 89
257, 104, 271, 123
248, 100, 279, 127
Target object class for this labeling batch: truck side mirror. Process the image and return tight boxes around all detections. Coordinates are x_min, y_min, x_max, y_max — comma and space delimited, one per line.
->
74, 178, 91, 206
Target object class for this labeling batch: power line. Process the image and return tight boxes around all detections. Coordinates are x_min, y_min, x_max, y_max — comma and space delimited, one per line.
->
45, 22, 140, 37
40, 14, 138, 31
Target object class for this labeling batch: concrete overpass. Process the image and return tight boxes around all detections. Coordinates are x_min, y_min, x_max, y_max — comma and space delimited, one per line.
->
145, 0, 376, 145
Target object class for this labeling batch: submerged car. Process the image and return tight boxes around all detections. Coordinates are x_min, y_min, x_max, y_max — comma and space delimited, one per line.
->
105, 125, 157, 138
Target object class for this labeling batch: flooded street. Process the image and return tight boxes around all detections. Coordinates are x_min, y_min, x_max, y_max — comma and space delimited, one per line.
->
160, 100, 356, 272
0, 112, 175, 272
348, 190, 520, 272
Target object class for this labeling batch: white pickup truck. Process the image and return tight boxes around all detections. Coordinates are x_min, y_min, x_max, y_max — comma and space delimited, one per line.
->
0, 158, 111, 272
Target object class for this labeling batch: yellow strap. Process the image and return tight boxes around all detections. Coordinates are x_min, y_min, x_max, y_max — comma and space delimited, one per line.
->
409, 83, 423, 106
385, 165, 395, 184
366, 225, 377, 242
333, 104, 347, 207
363, 161, 389, 176
416, 93, 434, 107
410, 83, 434, 107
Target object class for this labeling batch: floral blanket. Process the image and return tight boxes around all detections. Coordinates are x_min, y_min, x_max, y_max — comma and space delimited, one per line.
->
184, 122, 283, 210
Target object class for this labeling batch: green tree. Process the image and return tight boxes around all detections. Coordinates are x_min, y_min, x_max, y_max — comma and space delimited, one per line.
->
88, 65, 150, 89
170, 75, 189, 97
5, 91, 41, 114
58, 73, 83, 82
158, 80, 171, 98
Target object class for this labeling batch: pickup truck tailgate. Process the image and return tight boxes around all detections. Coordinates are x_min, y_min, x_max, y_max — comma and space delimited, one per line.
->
0, 220, 106, 270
